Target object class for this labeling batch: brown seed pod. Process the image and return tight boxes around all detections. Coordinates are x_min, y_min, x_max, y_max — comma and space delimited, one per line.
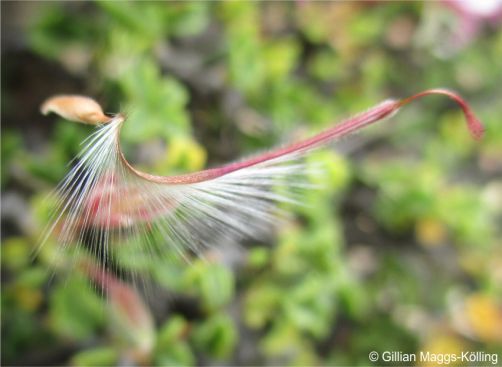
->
40, 95, 111, 125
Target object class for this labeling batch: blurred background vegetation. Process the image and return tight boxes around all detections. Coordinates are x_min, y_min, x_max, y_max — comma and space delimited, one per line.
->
1, 1, 502, 366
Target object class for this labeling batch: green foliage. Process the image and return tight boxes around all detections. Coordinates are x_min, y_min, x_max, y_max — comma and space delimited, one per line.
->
155, 316, 195, 366
183, 261, 235, 312
71, 347, 119, 367
1, 130, 22, 188
49, 275, 105, 340
2, 1, 502, 366
120, 59, 191, 142
192, 314, 237, 359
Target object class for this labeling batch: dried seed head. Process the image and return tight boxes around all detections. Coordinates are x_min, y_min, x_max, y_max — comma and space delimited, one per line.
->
41, 95, 111, 125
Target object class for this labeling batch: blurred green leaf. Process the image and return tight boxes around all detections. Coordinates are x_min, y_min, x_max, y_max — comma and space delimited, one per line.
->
244, 282, 281, 328
183, 261, 234, 312
192, 314, 237, 359
1, 130, 23, 187
2, 237, 31, 271
155, 316, 195, 366
49, 275, 104, 340
29, 2, 99, 60
71, 347, 118, 367
120, 59, 190, 142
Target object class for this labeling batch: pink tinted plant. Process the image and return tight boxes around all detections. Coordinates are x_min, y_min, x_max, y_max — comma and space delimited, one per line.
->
83, 261, 155, 364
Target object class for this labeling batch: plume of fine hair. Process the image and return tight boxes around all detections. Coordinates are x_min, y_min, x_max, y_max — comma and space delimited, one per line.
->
39, 91, 483, 274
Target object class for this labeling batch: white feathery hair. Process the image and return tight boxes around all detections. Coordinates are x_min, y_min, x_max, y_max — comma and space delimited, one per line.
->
43, 115, 310, 270
38, 90, 484, 276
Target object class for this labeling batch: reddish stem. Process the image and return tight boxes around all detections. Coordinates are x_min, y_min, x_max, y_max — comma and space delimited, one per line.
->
118, 89, 483, 185
398, 88, 484, 140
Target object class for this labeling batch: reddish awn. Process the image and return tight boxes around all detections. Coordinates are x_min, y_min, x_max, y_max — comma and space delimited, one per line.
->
39, 90, 483, 275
